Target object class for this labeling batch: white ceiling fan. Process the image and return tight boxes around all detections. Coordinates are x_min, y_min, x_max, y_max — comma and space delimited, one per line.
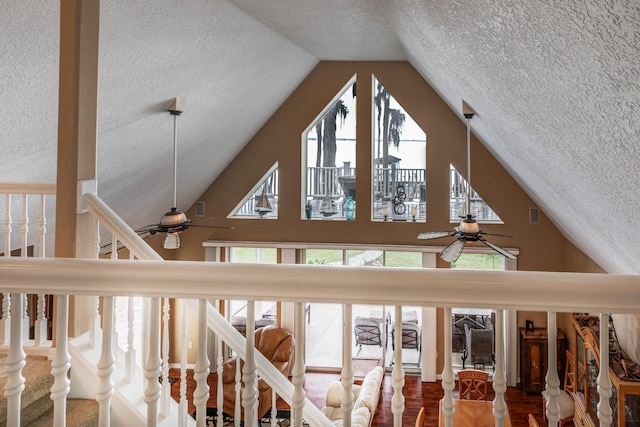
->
417, 103, 517, 263
130, 97, 231, 250
101, 97, 232, 255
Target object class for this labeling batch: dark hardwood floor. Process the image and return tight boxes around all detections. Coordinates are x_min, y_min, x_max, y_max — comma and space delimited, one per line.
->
169, 369, 545, 426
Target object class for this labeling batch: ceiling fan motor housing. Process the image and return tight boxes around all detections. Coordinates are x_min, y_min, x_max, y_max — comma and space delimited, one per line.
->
159, 207, 190, 231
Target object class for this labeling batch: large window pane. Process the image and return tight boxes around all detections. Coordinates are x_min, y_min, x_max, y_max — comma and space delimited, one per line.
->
303, 79, 356, 220
228, 247, 277, 340
372, 76, 426, 221
304, 249, 344, 367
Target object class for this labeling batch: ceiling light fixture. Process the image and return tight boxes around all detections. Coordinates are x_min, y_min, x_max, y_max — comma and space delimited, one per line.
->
417, 102, 516, 262
162, 97, 189, 249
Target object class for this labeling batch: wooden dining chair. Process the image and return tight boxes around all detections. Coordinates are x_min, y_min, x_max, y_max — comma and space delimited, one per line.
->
458, 369, 489, 400
415, 407, 425, 427
542, 349, 576, 426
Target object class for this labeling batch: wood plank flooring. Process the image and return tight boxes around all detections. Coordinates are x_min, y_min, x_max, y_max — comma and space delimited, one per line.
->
169, 369, 546, 426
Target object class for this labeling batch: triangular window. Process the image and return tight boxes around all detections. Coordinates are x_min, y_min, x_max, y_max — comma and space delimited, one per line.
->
449, 164, 502, 223
372, 76, 426, 221
302, 76, 356, 220
229, 163, 278, 219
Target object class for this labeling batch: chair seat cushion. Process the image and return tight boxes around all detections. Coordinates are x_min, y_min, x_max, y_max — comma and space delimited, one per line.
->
542, 389, 574, 418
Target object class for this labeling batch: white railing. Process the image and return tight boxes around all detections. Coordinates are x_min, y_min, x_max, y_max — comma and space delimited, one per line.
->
85, 191, 335, 427
2, 254, 639, 426
2, 184, 640, 427
0, 183, 56, 349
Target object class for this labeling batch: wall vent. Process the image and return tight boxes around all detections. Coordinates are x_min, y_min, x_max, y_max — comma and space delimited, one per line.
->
195, 201, 205, 217
529, 208, 539, 224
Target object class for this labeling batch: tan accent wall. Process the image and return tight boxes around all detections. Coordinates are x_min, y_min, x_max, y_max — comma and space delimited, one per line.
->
161, 61, 603, 370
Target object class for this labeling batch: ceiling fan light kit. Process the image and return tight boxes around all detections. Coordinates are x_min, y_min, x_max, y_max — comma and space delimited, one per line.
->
162, 232, 181, 250
416, 102, 517, 263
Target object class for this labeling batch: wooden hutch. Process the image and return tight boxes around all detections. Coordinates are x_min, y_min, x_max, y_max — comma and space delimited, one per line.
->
571, 314, 640, 426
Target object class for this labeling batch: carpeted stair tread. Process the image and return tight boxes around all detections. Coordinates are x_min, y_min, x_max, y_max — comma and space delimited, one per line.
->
24, 398, 99, 427
21, 394, 55, 425
0, 355, 54, 424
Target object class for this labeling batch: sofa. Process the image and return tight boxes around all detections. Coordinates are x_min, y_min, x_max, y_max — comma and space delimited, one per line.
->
321, 365, 384, 427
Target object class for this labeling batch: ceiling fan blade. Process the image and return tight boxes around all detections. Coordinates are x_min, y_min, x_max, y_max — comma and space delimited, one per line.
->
189, 217, 217, 225
136, 224, 161, 233
190, 224, 235, 230
479, 237, 517, 259
440, 239, 465, 263
482, 231, 513, 238
417, 231, 452, 240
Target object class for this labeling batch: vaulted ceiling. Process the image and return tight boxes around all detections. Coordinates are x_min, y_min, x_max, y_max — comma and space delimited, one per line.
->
2, 1, 639, 274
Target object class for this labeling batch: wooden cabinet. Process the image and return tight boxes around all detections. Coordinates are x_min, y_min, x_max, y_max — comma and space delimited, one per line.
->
519, 327, 566, 393
572, 315, 640, 427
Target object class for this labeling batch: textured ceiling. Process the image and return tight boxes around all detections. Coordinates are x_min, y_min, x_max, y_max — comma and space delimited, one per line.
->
2, 1, 639, 275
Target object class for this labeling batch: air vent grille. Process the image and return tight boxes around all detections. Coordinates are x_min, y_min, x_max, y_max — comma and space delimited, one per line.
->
195, 201, 205, 217
529, 208, 539, 224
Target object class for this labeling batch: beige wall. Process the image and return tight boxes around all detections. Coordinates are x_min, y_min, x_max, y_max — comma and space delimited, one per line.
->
158, 61, 604, 369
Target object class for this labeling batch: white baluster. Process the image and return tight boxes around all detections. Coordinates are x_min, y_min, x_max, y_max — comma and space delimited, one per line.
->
97, 296, 115, 427
234, 350, 241, 427
126, 295, 136, 383
441, 307, 455, 427
194, 299, 210, 427
544, 312, 560, 425
179, 300, 188, 427
271, 390, 277, 427
109, 237, 119, 364
52, 295, 70, 427
293, 301, 309, 427
33, 188, 48, 347
216, 327, 224, 427
339, 303, 353, 427
5, 292, 26, 427
143, 298, 150, 378
597, 313, 613, 426
20, 196, 30, 342
126, 251, 136, 383
90, 294, 100, 348
20, 193, 28, 256
37, 193, 46, 257
392, 306, 405, 427
3, 194, 12, 256
493, 309, 507, 426
242, 300, 258, 426
1, 293, 11, 345
144, 297, 162, 427
34, 294, 48, 346
0, 195, 11, 345
161, 297, 170, 417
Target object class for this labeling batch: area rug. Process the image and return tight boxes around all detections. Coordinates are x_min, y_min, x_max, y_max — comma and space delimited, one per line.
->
195, 408, 309, 427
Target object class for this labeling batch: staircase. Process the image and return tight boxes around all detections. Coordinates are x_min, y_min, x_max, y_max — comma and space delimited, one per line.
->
0, 354, 99, 426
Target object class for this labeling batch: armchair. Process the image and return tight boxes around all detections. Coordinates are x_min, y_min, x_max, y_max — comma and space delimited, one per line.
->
221, 325, 294, 420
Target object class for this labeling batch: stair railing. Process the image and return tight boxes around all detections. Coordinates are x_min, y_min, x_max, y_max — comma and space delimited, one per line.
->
0, 183, 56, 350
83, 191, 335, 427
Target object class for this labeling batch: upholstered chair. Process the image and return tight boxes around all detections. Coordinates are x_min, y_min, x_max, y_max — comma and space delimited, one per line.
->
221, 325, 295, 420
